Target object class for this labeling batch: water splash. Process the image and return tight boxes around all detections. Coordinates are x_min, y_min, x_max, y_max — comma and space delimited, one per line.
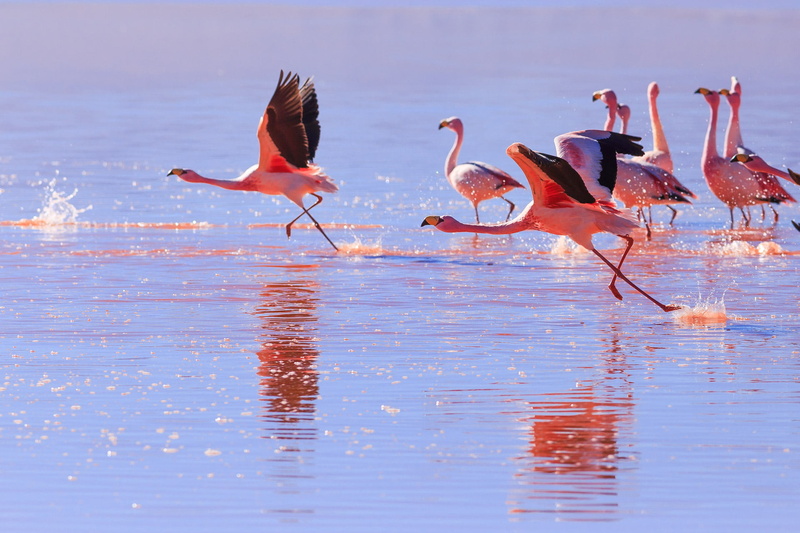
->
33, 179, 92, 225
711, 240, 784, 257
672, 295, 727, 325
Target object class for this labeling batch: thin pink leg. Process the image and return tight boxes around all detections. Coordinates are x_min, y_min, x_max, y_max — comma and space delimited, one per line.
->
592, 248, 680, 313
608, 235, 635, 301
286, 193, 338, 251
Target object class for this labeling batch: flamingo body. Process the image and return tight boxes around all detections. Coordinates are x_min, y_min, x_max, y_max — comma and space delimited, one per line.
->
170, 70, 339, 250
439, 116, 524, 222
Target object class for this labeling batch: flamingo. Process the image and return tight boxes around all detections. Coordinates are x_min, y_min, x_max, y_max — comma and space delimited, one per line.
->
438, 117, 525, 223
421, 129, 680, 313
731, 153, 800, 232
695, 87, 790, 228
169, 70, 339, 251
720, 76, 795, 222
593, 89, 694, 231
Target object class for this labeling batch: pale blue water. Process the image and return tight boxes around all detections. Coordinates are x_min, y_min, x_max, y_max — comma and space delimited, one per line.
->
1, 3, 799, 532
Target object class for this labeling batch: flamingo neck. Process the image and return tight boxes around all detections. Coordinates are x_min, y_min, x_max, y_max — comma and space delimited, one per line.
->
437, 216, 531, 235
723, 103, 743, 159
444, 124, 463, 180
182, 171, 253, 191
649, 93, 669, 153
603, 106, 616, 131
702, 99, 720, 163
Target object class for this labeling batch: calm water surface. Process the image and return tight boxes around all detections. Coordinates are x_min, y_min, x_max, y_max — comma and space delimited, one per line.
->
1, 3, 799, 532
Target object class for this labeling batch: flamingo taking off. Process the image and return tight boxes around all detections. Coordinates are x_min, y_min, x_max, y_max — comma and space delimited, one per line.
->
438, 117, 525, 223
422, 129, 680, 313
169, 70, 339, 251
720, 76, 795, 222
695, 87, 792, 228
593, 88, 694, 230
731, 153, 800, 232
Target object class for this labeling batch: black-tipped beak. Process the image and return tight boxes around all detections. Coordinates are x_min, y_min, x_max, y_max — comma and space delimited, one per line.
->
421, 215, 442, 227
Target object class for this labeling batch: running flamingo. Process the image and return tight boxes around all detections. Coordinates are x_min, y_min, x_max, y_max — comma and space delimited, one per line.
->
593, 89, 693, 230
438, 117, 525, 222
731, 153, 800, 232
169, 70, 339, 251
695, 87, 790, 228
422, 129, 680, 313
720, 76, 795, 222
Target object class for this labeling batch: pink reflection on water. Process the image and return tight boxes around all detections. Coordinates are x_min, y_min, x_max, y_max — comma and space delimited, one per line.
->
253, 274, 321, 449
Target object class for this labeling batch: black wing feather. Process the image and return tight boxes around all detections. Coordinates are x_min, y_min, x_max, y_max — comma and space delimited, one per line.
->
299, 77, 320, 162
596, 132, 644, 195
266, 70, 310, 169
534, 151, 598, 204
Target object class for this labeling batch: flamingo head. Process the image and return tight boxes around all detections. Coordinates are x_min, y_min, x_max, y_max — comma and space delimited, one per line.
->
421, 215, 444, 227
592, 88, 617, 107
647, 81, 660, 99
730, 76, 742, 94
168, 168, 199, 182
617, 104, 631, 124
438, 116, 462, 132
730, 153, 753, 164
718, 87, 741, 109
694, 87, 719, 105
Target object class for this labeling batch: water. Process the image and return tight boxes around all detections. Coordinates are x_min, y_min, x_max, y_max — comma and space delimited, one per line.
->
1, 3, 799, 532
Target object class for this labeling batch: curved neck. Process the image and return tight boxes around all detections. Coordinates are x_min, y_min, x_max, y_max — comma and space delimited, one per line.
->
702, 99, 720, 163
649, 93, 669, 153
444, 124, 463, 179
723, 103, 743, 159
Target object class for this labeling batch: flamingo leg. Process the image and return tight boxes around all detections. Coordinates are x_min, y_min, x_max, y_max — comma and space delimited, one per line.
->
607, 235, 634, 301
592, 248, 680, 313
286, 194, 339, 251
729, 207, 735, 229
502, 196, 516, 221
770, 204, 779, 223
793, 220, 800, 232
474, 204, 481, 224
667, 205, 678, 225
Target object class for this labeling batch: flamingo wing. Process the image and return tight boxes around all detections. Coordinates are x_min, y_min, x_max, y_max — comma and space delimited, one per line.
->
257, 70, 311, 171
465, 161, 525, 189
554, 130, 644, 203
299, 76, 320, 162
506, 143, 597, 208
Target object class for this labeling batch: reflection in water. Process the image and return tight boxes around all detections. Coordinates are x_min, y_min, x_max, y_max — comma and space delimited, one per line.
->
253, 276, 321, 451
509, 325, 635, 521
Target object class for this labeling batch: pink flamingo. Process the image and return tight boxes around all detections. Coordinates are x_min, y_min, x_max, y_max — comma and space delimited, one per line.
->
438, 117, 525, 222
695, 87, 789, 228
422, 129, 680, 313
169, 71, 339, 251
720, 76, 795, 222
731, 153, 800, 232
593, 89, 694, 230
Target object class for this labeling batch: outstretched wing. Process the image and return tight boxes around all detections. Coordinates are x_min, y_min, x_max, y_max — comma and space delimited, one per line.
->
554, 129, 643, 203
257, 70, 311, 170
506, 143, 597, 209
299, 77, 320, 162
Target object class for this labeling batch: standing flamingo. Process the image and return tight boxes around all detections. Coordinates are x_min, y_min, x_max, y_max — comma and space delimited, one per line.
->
695, 87, 788, 228
438, 117, 525, 222
720, 76, 795, 222
422, 129, 680, 313
731, 153, 800, 232
169, 70, 339, 251
593, 89, 693, 230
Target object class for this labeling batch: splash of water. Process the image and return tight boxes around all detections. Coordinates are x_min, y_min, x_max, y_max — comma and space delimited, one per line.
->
672, 295, 727, 325
712, 240, 784, 257
549, 236, 590, 256
33, 179, 92, 225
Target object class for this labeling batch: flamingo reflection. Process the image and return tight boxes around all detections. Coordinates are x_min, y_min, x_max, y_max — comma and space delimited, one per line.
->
510, 336, 635, 519
254, 277, 320, 447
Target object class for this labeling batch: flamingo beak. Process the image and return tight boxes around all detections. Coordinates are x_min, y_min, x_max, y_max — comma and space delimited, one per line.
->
421, 215, 442, 227
730, 154, 750, 164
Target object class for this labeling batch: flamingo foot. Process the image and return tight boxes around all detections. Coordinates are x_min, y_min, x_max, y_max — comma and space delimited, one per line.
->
608, 283, 624, 301
286, 224, 293, 238
663, 304, 683, 313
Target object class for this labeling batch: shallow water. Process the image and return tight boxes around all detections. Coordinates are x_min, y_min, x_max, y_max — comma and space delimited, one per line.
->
1, 3, 800, 532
